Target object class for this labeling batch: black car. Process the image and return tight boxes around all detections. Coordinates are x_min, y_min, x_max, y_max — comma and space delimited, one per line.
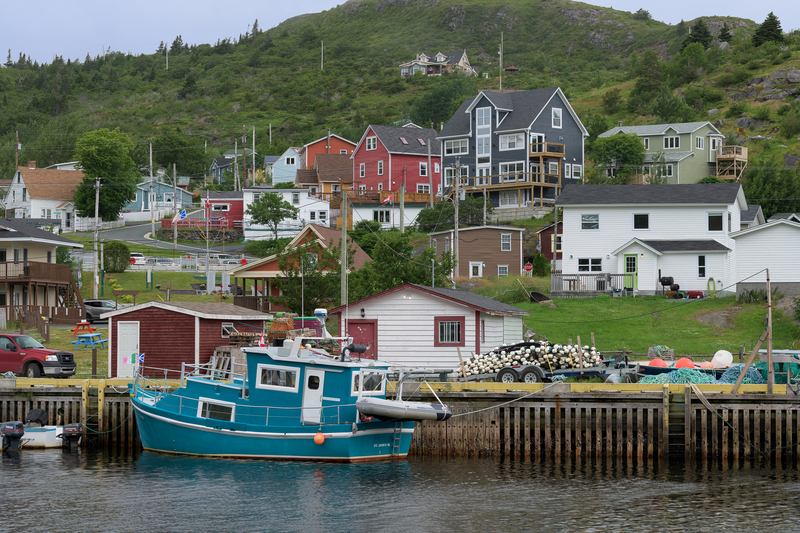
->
84, 299, 130, 323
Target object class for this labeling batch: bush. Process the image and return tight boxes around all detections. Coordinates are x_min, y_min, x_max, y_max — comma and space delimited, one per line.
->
103, 241, 131, 273
244, 238, 290, 257
737, 287, 784, 303
725, 102, 750, 119
531, 253, 550, 276
751, 105, 772, 121
778, 103, 800, 139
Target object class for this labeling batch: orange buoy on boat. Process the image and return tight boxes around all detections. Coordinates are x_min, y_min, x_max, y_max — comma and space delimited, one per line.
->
314, 431, 325, 445
700, 361, 714, 369
650, 358, 667, 368
675, 358, 694, 368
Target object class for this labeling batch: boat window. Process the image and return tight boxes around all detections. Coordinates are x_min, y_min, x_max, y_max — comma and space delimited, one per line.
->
308, 375, 320, 390
255, 364, 299, 392
352, 371, 385, 396
196, 398, 235, 422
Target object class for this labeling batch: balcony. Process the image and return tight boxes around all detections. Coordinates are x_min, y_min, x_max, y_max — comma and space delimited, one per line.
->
716, 145, 748, 181
550, 272, 636, 298
530, 142, 565, 158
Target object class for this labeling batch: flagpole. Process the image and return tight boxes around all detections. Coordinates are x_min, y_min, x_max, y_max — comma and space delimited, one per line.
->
205, 190, 210, 290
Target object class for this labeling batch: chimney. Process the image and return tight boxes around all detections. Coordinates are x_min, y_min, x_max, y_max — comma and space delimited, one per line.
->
618, 121, 622, 128
28, 161, 36, 169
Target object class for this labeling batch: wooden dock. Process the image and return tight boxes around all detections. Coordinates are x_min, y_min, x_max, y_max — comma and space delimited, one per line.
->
2, 380, 797, 459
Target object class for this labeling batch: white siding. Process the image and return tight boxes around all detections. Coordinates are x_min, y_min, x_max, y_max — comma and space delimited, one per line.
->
734, 223, 800, 284
503, 315, 523, 345
657, 252, 727, 292
481, 314, 506, 354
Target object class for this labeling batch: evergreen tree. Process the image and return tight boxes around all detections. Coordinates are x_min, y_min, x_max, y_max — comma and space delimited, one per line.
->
676, 20, 688, 36
252, 19, 260, 36
170, 35, 184, 54
752, 12, 784, 47
4, 49, 12, 68
718, 23, 732, 43
682, 19, 713, 50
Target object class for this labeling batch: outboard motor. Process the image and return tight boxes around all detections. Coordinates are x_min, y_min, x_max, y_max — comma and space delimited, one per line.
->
25, 409, 48, 428
1, 421, 25, 452
61, 423, 83, 450
340, 343, 367, 361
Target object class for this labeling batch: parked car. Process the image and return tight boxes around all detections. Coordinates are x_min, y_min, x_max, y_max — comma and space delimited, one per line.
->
0, 334, 76, 378
145, 257, 175, 267
130, 253, 146, 265
84, 299, 131, 323
207, 253, 236, 265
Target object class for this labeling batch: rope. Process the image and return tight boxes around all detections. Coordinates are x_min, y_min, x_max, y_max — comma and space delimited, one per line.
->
652, 345, 670, 358
707, 277, 717, 298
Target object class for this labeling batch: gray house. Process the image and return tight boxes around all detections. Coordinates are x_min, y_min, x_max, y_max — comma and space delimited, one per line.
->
126, 180, 194, 212
437, 87, 588, 219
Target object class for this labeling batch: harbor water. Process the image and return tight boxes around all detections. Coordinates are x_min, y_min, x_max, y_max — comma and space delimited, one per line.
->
2, 451, 800, 532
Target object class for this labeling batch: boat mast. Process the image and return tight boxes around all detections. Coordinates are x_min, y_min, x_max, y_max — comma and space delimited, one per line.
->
341, 189, 348, 336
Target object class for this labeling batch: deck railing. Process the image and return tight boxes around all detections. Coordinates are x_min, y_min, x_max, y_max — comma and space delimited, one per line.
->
550, 273, 635, 297
0, 261, 75, 283
717, 145, 748, 159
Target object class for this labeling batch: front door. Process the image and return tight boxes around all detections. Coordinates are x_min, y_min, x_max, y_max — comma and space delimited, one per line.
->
476, 165, 490, 186
116, 321, 139, 378
624, 255, 638, 290
301, 368, 325, 425
348, 320, 377, 359
469, 261, 483, 278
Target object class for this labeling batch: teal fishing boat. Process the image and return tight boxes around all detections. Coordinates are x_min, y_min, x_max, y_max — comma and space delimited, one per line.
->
130, 337, 451, 462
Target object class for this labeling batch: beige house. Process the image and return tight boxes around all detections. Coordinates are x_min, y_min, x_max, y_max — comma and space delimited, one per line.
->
3, 161, 84, 231
400, 51, 476, 77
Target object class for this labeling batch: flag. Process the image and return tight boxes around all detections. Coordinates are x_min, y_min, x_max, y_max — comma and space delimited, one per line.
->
172, 209, 186, 222
382, 193, 393, 204
258, 334, 266, 347
137, 353, 145, 364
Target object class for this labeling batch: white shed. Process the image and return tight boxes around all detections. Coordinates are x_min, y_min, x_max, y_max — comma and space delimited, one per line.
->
329, 283, 530, 370
732, 219, 800, 297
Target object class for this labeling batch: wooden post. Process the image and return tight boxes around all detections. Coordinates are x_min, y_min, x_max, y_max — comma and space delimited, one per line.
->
456, 347, 466, 378
577, 335, 584, 369
91, 348, 97, 378
590, 332, 595, 348
662, 385, 670, 456
766, 268, 774, 393
731, 330, 768, 393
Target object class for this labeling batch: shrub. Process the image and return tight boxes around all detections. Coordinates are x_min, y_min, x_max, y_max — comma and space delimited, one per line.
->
725, 102, 749, 119
103, 241, 131, 273
532, 253, 550, 277
751, 105, 772, 121
737, 287, 784, 304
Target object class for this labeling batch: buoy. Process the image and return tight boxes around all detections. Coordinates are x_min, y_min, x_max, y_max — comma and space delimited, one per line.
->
314, 431, 325, 445
675, 358, 694, 368
650, 358, 667, 367
712, 350, 733, 369
700, 361, 714, 369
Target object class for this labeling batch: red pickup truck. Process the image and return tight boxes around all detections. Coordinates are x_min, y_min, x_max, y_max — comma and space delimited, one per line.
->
0, 334, 77, 378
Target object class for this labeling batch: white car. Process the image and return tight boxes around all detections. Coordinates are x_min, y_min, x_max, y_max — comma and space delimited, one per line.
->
130, 253, 146, 265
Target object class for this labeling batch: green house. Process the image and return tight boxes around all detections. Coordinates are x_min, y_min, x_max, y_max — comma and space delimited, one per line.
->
598, 122, 747, 184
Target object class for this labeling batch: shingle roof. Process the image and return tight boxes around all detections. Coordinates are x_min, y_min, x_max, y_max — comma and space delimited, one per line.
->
598, 122, 722, 138
640, 240, 730, 252
212, 157, 232, 167
0, 218, 83, 247
104, 301, 272, 320
438, 88, 563, 138
16, 166, 84, 201
309, 223, 370, 269
556, 183, 743, 206
369, 125, 441, 156
741, 204, 763, 223
295, 169, 319, 186
263, 155, 280, 165
643, 151, 695, 163
315, 154, 353, 183
205, 190, 243, 200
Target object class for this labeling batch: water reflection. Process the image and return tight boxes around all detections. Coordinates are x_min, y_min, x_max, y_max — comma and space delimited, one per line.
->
2, 450, 800, 532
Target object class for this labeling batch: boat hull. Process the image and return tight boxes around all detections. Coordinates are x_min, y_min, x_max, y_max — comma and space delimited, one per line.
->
132, 398, 415, 462
357, 398, 452, 422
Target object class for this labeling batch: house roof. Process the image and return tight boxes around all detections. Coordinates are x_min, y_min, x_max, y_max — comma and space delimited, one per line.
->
428, 225, 524, 236
610, 238, 730, 256
556, 183, 744, 207
315, 154, 353, 183
103, 300, 272, 321
299, 134, 356, 154
212, 157, 232, 167
598, 121, 723, 138
731, 218, 800, 238
0, 218, 83, 248
263, 155, 281, 165
295, 169, 319, 186
329, 282, 530, 317
643, 151, 695, 163
400, 51, 466, 67
354, 125, 441, 157
15, 166, 84, 201
438, 87, 588, 139
768, 212, 800, 222
741, 204, 764, 224
204, 191, 243, 200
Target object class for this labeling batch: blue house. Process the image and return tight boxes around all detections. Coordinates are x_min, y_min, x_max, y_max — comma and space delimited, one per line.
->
271, 147, 300, 185
437, 87, 588, 214
210, 158, 232, 184
126, 180, 194, 212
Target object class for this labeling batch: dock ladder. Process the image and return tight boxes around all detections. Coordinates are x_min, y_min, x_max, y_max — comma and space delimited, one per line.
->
391, 422, 403, 456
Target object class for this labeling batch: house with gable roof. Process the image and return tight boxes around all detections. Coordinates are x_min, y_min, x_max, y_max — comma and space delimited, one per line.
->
437, 87, 588, 220
272, 147, 301, 185
297, 134, 357, 170
209, 157, 233, 184
597, 121, 747, 183
3, 161, 84, 231
242, 186, 330, 239
399, 51, 476, 77
229, 223, 370, 313
733, 218, 800, 297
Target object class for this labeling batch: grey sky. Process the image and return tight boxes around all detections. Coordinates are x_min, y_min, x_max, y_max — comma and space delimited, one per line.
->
4, 1, 797, 66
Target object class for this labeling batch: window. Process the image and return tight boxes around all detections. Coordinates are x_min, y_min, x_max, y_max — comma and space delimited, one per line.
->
477, 107, 491, 162
728, 212, 732, 232
444, 236, 450, 252
340, 149, 348, 154
578, 258, 602, 272
286, 156, 296, 165
434, 163, 440, 174
378, 182, 383, 191
23, 188, 27, 202
501, 234, 512, 251
710, 138, 720, 151
377, 161, 383, 175
445, 139, 469, 155
552, 108, 562, 129
548, 162, 559, 175
444, 166, 468, 188
432, 239, 437, 253
331, 184, 341, 193
665, 164, 674, 177
434, 316, 465, 347
708, 212, 723, 232
212, 204, 229, 212
318, 211, 327, 222
499, 191, 518, 207
663, 136, 680, 149
564, 164, 571, 178
197, 399, 235, 421
256, 364, 298, 392
358, 185, 366, 192
417, 183, 430, 194
309, 187, 317, 195
310, 211, 316, 221
373, 210, 391, 223
221, 323, 238, 337
359, 163, 365, 178
292, 193, 300, 205
420, 162, 428, 177
572, 165, 582, 179
643, 138, 649, 150
476, 108, 491, 133
498, 265, 509, 277
633, 213, 649, 230
500, 162, 524, 182
47, 251, 52, 263
581, 214, 599, 230
477, 136, 490, 157
552, 234, 562, 252
698, 255, 706, 278
500, 133, 525, 151
352, 371, 385, 396
253, 193, 261, 201
696, 136, 704, 150
418, 138, 426, 146
366, 136, 377, 151
400, 137, 408, 145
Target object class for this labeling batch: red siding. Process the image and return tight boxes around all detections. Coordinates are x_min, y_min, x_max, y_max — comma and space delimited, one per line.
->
305, 137, 356, 168
539, 222, 563, 262
352, 127, 441, 193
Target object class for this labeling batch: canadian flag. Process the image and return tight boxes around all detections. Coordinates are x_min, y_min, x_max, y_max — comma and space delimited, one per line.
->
382, 193, 393, 204
258, 334, 266, 347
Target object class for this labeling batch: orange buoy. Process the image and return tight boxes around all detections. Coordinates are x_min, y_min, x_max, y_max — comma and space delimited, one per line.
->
700, 361, 714, 369
314, 431, 325, 445
676, 358, 694, 368
650, 358, 667, 368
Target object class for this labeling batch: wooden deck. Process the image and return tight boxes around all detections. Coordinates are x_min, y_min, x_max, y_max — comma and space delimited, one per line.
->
550, 273, 634, 298
716, 145, 748, 181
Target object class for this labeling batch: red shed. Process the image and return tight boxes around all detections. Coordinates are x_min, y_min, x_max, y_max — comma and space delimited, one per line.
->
535, 221, 563, 262
104, 301, 272, 378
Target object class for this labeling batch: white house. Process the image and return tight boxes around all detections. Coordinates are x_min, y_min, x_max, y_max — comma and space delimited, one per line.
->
3, 161, 83, 232
329, 283, 530, 369
555, 183, 747, 296
732, 219, 800, 297
349, 200, 428, 230
242, 186, 330, 240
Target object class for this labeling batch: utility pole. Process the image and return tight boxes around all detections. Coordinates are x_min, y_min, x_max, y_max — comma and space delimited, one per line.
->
173, 163, 178, 256
340, 190, 348, 334
149, 140, 155, 255
454, 158, 460, 279
93, 178, 100, 299
242, 125, 247, 189
427, 140, 433, 208
15, 131, 19, 170
499, 32, 503, 91
399, 185, 405, 233
252, 126, 256, 184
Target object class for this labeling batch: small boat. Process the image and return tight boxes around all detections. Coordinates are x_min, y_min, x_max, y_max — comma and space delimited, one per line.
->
130, 336, 452, 462
356, 397, 452, 422
17, 410, 83, 449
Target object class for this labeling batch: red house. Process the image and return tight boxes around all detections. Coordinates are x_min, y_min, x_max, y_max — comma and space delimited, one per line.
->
104, 301, 272, 378
298, 134, 357, 170
203, 190, 244, 229
535, 221, 563, 262
351, 124, 441, 195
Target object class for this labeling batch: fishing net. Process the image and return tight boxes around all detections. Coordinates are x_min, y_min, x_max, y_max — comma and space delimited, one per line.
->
639, 364, 767, 385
